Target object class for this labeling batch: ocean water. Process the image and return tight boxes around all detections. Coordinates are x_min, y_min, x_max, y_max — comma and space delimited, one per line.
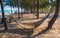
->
0, 9, 25, 15
0, 10, 15, 15
0, 6, 24, 15
0, 6, 16, 15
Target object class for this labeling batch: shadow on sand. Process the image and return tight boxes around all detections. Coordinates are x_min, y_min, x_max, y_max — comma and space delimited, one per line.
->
0, 28, 33, 38
0, 14, 55, 38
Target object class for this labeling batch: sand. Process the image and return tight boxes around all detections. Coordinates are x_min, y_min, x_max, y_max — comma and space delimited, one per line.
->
0, 13, 60, 38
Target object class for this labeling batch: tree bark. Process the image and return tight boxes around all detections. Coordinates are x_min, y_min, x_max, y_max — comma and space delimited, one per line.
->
33, 0, 35, 13
9, 1, 13, 22
47, 0, 60, 29
17, 1, 20, 19
0, 0, 8, 30
31, 5, 33, 13
18, 6, 20, 19
37, 0, 39, 19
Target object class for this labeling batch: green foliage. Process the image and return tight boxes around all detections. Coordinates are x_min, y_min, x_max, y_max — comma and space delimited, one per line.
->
21, 0, 33, 10
5, 0, 56, 10
40, 1, 50, 8
5, 0, 18, 7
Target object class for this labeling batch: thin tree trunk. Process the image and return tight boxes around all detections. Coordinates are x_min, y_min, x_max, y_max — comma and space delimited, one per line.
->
37, 0, 39, 19
18, 6, 20, 19
47, 0, 60, 29
9, 1, 13, 22
10, 6, 13, 22
11, 6, 13, 14
0, 0, 8, 30
17, 1, 20, 19
31, 6, 33, 13
42, 8, 43, 12
33, 0, 35, 13
9, 6, 12, 22
24, 8, 25, 13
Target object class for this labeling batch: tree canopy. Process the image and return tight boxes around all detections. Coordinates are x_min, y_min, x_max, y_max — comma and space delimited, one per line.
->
3, 0, 56, 11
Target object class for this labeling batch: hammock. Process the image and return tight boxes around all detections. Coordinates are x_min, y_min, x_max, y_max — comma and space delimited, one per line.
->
12, 7, 53, 29
12, 12, 51, 29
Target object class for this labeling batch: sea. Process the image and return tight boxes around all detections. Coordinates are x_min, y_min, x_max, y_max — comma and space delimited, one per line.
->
0, 9, 24, 15
0, 6, 24, 18
0, 10, 14, 15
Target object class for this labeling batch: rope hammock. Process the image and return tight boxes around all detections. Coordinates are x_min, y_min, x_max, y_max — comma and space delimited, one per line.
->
12, 9, 53, 29
9, 0, 54, 29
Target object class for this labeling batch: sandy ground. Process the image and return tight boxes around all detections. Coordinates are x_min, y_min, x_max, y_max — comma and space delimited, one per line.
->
0, 13, 60, 38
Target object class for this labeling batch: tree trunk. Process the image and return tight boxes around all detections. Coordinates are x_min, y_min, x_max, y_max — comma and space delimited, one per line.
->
42, 8, 43, 12
37, 0, 39, 19
0, 0, 8, 30
47, 0, 60, 29
18, 6, 20, 19
9, 1, 13, 22
31, 6, 33, 13
33, 0, 35, 13
18, 1, 20, 19
10, 6, 13, 22
11, 6, 13, 14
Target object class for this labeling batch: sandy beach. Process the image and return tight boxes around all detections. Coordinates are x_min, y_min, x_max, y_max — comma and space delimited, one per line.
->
0, 13, 60, 38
